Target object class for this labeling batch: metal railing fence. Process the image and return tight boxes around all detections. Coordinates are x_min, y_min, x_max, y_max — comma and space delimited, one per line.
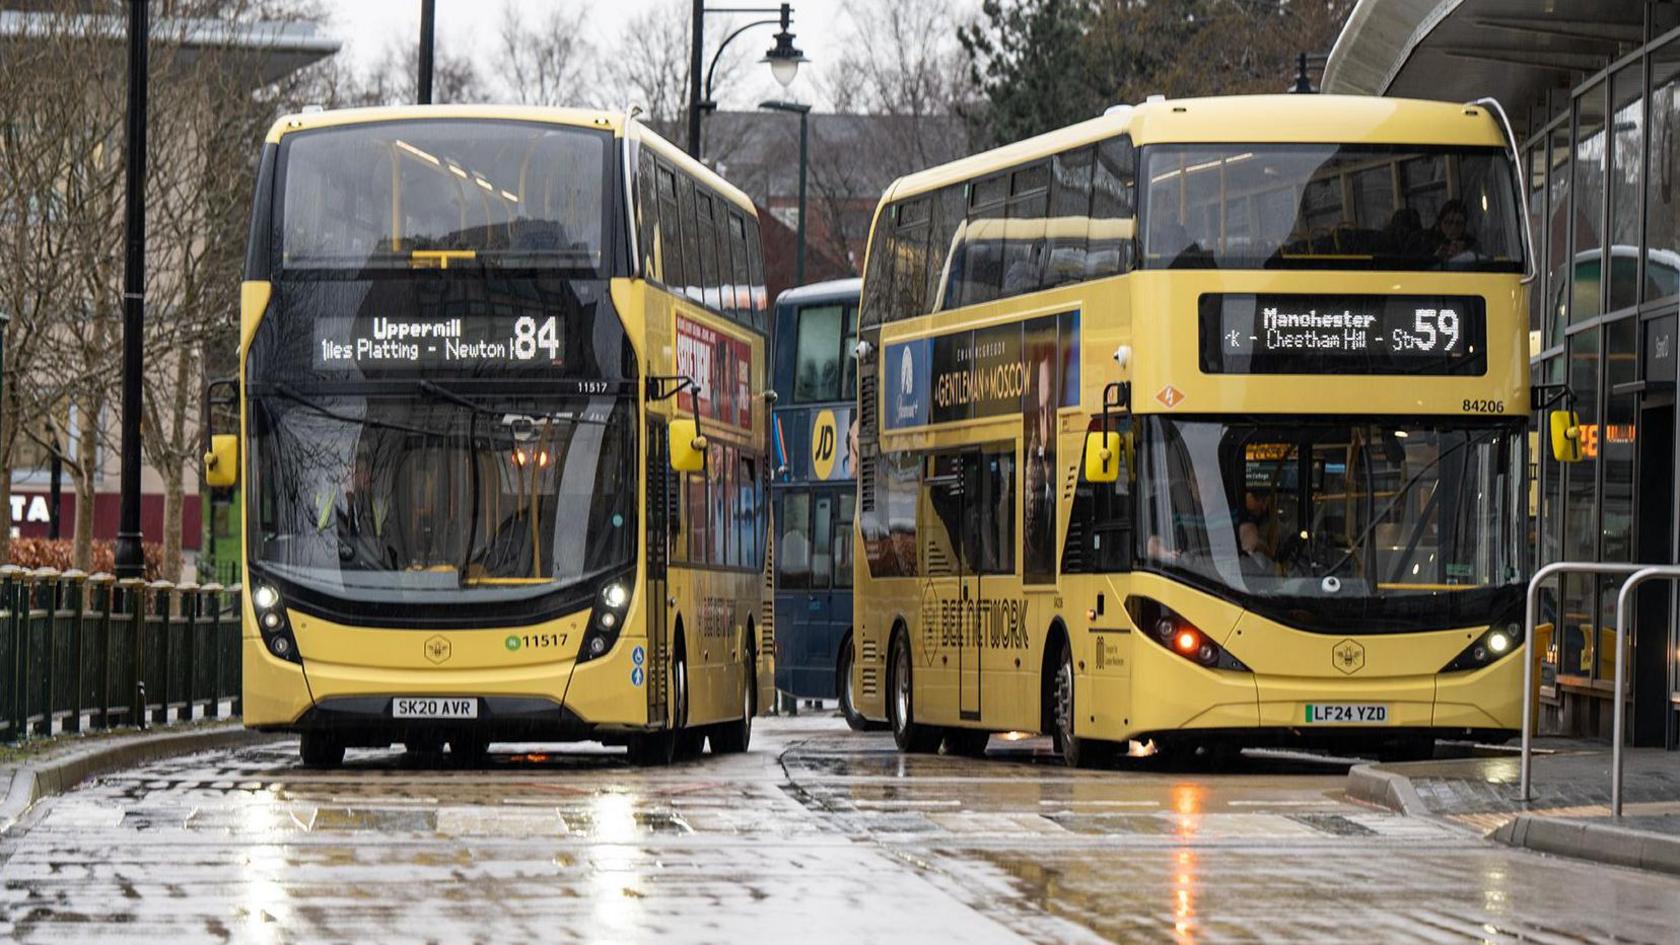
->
1521, 560, 1677, 816
0, 566, 242, 742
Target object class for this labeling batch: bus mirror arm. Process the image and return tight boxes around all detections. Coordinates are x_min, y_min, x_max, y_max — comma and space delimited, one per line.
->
201, 377, 239, 489
1531, 382, 1573, 413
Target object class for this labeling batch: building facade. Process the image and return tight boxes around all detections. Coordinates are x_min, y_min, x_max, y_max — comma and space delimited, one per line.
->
1327, 0, 1680, 746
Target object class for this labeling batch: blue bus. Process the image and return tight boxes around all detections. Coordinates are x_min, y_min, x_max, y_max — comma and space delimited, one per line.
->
769, 278, 873, 728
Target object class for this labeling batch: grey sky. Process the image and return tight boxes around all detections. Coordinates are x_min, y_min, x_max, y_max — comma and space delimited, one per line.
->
325, 0, 866, 109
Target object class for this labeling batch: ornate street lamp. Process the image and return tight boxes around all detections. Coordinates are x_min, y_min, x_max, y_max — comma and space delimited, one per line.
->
688, 2, 808, 159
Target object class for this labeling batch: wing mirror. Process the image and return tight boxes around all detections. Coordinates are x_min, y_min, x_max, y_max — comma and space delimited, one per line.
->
669, 418, 707, 473
203, 434, 239, 488
1083, 431, 1125, 483
1548, 409, 1582, 463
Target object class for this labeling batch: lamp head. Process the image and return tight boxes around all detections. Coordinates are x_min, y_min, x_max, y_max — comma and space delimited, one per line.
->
762, 28, 807, 88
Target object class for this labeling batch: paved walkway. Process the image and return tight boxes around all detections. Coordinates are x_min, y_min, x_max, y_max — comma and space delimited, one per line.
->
4, 720, 1680, 942
1348, 743, 1680, 873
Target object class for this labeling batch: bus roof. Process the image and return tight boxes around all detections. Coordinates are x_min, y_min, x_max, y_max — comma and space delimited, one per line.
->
885, 94, 1509, 204
263, 104, 757, 217
775, 277, 862, 308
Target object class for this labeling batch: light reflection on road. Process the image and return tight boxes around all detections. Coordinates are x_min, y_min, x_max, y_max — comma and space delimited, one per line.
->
0, 719, 1676, 944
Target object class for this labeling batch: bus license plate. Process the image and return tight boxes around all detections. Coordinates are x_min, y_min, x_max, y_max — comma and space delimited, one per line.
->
1304, 703, 1387, 724
392, 697, 479, 719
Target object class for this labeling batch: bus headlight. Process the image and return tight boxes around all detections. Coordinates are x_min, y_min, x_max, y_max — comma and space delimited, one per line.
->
253, 584, 280, 611
602, 582, 629, 609
1441, 621, 1524, 673
578, 574, 634, 664
1128, 596, 1250, 672
249, 582, 301, 665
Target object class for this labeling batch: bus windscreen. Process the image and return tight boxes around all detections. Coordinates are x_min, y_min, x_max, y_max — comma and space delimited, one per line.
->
1141, 144, 1523, 272
276, 120, 611, 272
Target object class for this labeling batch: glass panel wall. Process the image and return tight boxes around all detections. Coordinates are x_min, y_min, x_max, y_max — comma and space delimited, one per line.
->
1561, 327, 1599, 679
1546, 126, 1573, 347
1649, 38, 1680, 305
1608, 66, 1644, 313
1572, 83, 1607, 323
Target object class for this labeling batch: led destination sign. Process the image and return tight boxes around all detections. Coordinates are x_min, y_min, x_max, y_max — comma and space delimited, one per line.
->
314, 314, 564, 369
1199, 294, 1486, 376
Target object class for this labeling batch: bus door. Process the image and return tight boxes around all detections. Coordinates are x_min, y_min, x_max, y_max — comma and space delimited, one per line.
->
924, 451, 984, 722
646, 420, 672, 726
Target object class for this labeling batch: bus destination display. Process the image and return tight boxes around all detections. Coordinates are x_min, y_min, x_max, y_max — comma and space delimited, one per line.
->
314, 314, 563, 369
1199, 294, 1486, 376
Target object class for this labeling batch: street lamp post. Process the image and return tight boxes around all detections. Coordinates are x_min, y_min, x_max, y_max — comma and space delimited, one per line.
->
114, 0, 149, 581
687, 2, 808, 159
418, 0, 436, 105
759, 100, 811, 283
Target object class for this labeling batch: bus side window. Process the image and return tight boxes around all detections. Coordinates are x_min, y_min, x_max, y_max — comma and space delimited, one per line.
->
1063, 420, 1133, 574
834, 491, 855, 589
656, 163, 684, 290
1046, 147, 1094, 290
635, 143, 658, 277
779, 492, 812, 590
1088, 136, 1136, 279
926, 185, 965, 312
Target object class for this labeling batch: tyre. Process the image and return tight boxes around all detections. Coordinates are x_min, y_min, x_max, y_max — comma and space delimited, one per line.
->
626, 729, 676, 765
630, 642, 690, 766
299, 732, 345, 768
887, 630, 941, 753
711, 646, 754, 754
838, 635, 881, 732
448, 733, 490, 768
1052, 638, 1114, 769
943, 728, 991, 758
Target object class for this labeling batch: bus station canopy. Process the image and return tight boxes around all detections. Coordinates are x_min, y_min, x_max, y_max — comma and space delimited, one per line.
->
0, 9, 339, 88
1323, 0, 1649, 138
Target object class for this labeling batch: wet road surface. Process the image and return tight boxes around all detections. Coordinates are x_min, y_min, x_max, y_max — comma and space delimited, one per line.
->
2, 716, 1678, 943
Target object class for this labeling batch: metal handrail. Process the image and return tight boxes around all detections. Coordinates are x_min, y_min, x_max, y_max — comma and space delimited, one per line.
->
1611, 566, 1680, 816
1520, 561, 1648, 800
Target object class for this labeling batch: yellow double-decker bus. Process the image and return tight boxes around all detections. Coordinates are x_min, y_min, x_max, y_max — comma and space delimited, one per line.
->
849, 95, 1532, 765
205, 106, 770, 767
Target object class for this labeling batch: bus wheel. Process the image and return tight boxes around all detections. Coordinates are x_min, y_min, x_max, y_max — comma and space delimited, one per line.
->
298, 732, 344, 769
1053, 640, 1113, 769
838, 635, 877, 732
627, 729, 676, 765
630, 645, 688, 766
672, 645, 707, 760
449, 734, 490, 768
711, 649, 754, 754
888, 630, 941, 753
943, 728, 990, 758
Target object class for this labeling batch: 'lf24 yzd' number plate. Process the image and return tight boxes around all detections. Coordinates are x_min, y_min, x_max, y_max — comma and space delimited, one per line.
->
1304, 703, 1387, 724
392, 697, 479, 719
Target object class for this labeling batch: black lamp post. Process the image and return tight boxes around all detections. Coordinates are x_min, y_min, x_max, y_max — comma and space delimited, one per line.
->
687, 2, 808, 159
759, 100, 810, 283
418, 0, 435, 105
114, 0, 149, 580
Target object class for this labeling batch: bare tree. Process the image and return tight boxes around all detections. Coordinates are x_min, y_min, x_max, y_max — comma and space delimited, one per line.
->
345, 35, 487, 107
496, 3, 599, 107
820, 0, 980, 168
605, 0, 750, 161
0, 0, 336, 577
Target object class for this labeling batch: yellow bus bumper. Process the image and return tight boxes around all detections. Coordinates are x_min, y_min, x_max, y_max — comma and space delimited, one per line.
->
243, 605, 656, 735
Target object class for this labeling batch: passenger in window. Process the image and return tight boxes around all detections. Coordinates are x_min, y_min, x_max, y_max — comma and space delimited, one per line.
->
1237, 521, 1276, 577
1383, 207, 1425, 257
1430, 199, 1479, 262
1145, 533, 1180, 563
